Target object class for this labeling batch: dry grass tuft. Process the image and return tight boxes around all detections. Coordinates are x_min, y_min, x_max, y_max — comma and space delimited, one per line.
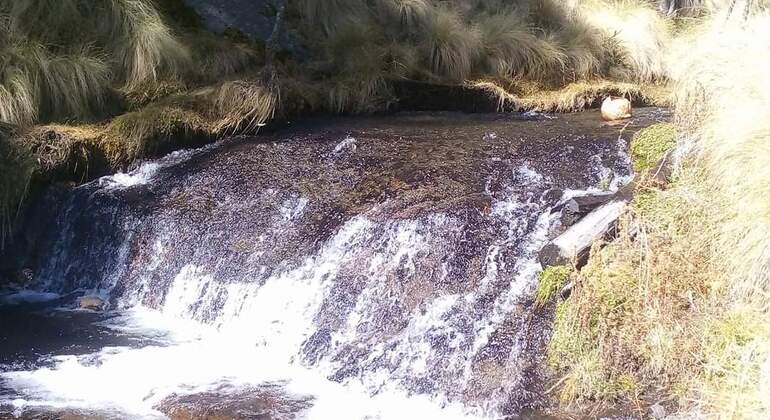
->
477, 12, 566, 80
106, 0, 191, 89
421, 6, 482, 82
581, 0, 672, 82
105, 103, 206, 164
210, 80, 279, 134
670, 11, 770, 306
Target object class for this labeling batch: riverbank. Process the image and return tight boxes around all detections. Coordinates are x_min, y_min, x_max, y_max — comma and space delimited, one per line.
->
542, 8, 770, 419
0, 0, 674, 245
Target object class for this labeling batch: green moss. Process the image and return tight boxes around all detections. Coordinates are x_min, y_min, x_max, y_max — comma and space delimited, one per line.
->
630, 122, 676, 172
536, 265, 571, 307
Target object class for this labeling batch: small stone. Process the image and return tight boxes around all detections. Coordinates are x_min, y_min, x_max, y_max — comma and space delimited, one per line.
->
78, 296, 105, 311
601, 96, 632, 121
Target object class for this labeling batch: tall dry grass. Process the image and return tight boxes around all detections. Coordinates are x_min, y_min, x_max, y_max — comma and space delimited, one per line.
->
670, 8, 770, 307
548, 6, 770, 418
0, 0, 190, 126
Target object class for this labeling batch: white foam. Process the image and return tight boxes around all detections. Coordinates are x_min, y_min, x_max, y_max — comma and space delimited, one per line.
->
100, 163, 161, 188
97, 147, 205, 189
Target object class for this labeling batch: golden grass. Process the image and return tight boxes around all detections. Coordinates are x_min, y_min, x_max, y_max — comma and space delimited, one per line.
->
581, 0, 672, 82
477, 12, 567, 80
210, 80, 279, 134
0, 0, 192, 126
470, 79, 671, 113
670, 11, 770, 306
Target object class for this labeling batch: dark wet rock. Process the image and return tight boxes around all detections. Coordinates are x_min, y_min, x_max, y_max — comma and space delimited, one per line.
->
155, 383, 313, 420
392, 81, 512, 113
181, 0, 275, 40
555, 192, 616, 228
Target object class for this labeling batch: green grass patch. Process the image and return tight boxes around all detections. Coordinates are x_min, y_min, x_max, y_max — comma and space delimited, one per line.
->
536, 265, 571, 307
630, 122, 676, 172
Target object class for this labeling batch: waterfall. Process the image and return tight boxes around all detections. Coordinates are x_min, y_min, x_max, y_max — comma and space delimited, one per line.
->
0, 111, 667, 419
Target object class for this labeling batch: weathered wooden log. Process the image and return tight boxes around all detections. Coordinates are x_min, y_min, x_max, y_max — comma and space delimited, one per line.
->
554, 192, 616, 227
539, 200, 627, 268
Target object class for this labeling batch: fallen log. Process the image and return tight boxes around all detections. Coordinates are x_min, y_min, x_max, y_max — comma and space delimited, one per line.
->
539, 199, 627, 268
554, 192, 616, 227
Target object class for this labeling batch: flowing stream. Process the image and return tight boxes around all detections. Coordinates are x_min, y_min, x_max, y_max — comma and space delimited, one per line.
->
0, 110, 668, 419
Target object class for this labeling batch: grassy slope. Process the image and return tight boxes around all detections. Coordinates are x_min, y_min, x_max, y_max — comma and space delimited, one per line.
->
546, 6, 770, 418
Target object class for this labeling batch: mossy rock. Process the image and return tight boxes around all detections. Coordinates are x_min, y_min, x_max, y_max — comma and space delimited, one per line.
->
630, 122, 676, 172
535, 265, 571, 307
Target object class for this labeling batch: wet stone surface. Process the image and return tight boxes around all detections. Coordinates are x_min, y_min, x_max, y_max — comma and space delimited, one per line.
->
0, 109, 670, 418
155, 383, 313, 420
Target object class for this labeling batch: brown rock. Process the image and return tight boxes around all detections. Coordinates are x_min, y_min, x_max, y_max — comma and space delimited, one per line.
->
78, 295, 105, 311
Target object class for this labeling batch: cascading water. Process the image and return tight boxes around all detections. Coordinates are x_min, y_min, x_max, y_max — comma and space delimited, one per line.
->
0, 110, 668, 419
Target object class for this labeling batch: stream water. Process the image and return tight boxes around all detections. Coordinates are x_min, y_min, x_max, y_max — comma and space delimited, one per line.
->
0, 109, 668, 419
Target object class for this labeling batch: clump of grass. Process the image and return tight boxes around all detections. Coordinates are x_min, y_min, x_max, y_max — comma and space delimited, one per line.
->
210, 80, 279, 134
105, 102, 207, 164
697, 306, 770, 417
536, 265, 571, 307
477, 12, 566, 80
0, 125, 35, 247
670, 11, 770, 304
581, 0, 672, 82
0, 40, 112, 125
375, 0, 430, 32
20, 124, 104, 176
630, 122, 676, 171
321, 20, 393, 113
109, 0, 191, 89
421, 6, 481, 82
0, 0, 192, 126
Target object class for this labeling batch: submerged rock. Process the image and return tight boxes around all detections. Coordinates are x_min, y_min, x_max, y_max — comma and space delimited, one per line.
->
155, 383, 313, 420
78, 296, 105, 311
